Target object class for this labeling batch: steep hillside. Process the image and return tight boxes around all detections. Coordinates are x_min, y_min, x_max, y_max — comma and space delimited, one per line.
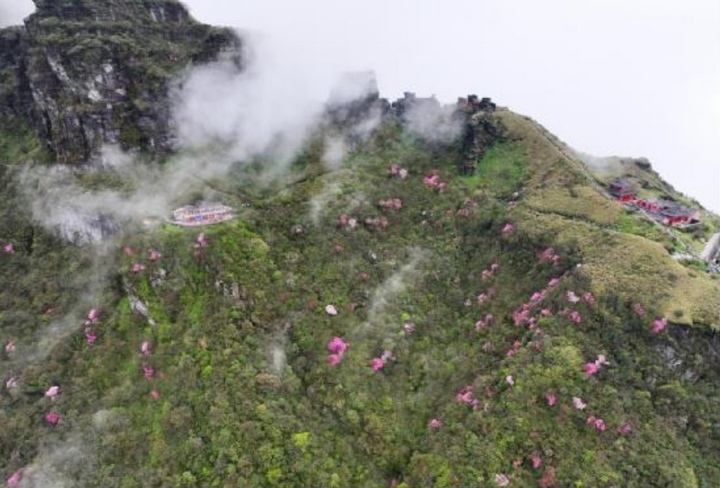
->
2, 3, 720, 488
0, 0, 241, 163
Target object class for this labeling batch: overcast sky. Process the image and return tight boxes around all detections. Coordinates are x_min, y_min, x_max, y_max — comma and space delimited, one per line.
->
2, 0, 718, 212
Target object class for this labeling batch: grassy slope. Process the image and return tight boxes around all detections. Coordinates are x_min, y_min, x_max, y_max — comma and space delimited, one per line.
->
495, 111, 719, 327
1, 116, 720, 488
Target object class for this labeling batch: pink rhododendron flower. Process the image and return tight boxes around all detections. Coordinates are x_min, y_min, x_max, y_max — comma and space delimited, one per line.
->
428, 418, 442, 430
85, 333, 97, 345
502, 223, 514, 233
148, 250, 162, 262
404, 323, 416, 333
531, 451, 543, 469
327, 337, 349, 356
87, 308, 100, 323
477, 293, 488, 306
390, 164, 400, 176
618, 422, 633, 435
196, 232, 208, 248
506, 375, 515, 386
45, 411, 60, 426
568, 310, 582, 324
140, 341, 151, 356
371, 357, 385, 371
506, 349, 516, 357
4, 341, 15, 353
143, 365, 154, 379
494, 473, 510, 486
567, 291, 580, 303
3, 243, 14, 254
399, 168, 408, 179
583, 292, 595, 304
584, 362, 600, 377
45, 385, 59, 399
327, 354, 341, 366
131, 263, 146, 274
587, 416, 607, 431
378, 198, 403, 211
149, 389, 161, 400
652, 317, 667, 334
456, 386, 475, 404
572, 396, 586, 410
545, 391, 557, 406
423, 173, 441, 187
540, 308, 552, 317
595, 354, 608, 366
6, 469, 22, 486
124, 246, 134, 257
325, 305, 338, 316
6, 377, 19, 390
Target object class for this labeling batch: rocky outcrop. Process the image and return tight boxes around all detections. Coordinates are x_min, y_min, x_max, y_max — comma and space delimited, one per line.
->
0, 0, 243, 163
457, 95, 505, 175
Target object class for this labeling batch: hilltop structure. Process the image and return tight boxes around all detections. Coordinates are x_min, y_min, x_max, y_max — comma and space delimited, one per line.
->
171, 203, 234, 227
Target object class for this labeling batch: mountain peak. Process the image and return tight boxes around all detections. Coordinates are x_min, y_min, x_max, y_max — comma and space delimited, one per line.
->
29, 0, 192, 23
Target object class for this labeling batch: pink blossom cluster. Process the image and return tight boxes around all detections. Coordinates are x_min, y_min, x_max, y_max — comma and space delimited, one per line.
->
3, 243, 14, 254
45, 385, 60, 399
544, 391, 557, 406
457, 202, 478, 218
538, 247, 561, 266
506, 340, 523, 357
502, 222, 515, 233
475, 313, 494, 331
196, 232, 208, 249
6, 469, 22, 486
132, 262, 146, 274
572, 396, 586, 410
378, 198, 403, 211
530, 451, 543, 469
586, 415, 607, 431
423, 171, 447, 190
45, 411, 60, 426
389, 164, 409, 179
327, 336, 350, 366
148, 250, 162, 262
455, 385, 482, 409
559, 309, 582, 324
481, 263, 499, 280
140, 341, 151, 357
585, 354, 609, 377
84, 308, 101, 344
652, 317, 667, 334
143, 365, 155, 379
338, 214, 358, 229
494, 473, 510, 487
370, 357, 385, 371
618, 422, 633, 435
427, 418, 442, 431
364, 216, 389, 229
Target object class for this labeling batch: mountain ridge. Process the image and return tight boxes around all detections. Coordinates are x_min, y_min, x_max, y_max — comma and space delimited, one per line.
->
1, 3, 720, 487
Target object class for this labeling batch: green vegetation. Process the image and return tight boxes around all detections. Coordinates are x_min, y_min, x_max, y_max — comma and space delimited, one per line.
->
1, 113, 719, 487
461, 142, 528, 196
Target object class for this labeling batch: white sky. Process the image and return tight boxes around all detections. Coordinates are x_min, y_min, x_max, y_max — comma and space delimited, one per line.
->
2, 0, 718, 212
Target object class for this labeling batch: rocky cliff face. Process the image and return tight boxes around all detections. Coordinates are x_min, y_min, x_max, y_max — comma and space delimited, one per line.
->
0, 0, 242, 163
